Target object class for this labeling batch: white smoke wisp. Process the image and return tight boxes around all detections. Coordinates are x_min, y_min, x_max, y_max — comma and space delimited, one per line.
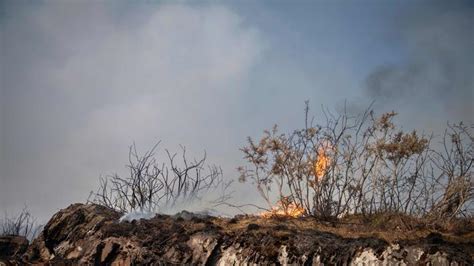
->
119, 210, 155, 223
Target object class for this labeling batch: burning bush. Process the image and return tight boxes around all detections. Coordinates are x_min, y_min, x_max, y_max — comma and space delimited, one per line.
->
239, 102, 473, 220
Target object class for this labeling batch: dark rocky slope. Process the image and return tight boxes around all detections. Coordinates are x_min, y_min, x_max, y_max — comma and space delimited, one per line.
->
1, 203, 472, 265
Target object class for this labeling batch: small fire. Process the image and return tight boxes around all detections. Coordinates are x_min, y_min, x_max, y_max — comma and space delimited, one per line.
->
259, 142, 333, 218
259, 197, 306, 218
314, 142, 332, 182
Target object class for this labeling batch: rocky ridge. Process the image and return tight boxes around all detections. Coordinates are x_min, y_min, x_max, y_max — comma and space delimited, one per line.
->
1, 203, 472, 265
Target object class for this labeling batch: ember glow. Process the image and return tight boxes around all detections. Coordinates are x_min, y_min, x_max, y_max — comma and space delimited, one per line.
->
260, 197, 306, 218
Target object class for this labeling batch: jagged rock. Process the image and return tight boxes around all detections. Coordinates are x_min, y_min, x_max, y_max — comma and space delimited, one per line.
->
0, 235, 28, 261
23, 203, 121, 264
4, 203, 471, 265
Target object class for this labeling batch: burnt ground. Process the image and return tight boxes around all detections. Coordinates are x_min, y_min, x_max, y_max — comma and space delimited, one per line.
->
2, 203, 473, 265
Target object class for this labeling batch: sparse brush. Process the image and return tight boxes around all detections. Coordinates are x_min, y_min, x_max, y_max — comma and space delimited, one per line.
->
238, 102, 473, 221
1, 207, 41, 240
89, 142, 228, 213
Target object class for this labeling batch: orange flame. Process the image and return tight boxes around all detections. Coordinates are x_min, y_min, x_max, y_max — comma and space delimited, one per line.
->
259, 197, 305, 218
314, 142, 332, 182
259, 142, 333, 218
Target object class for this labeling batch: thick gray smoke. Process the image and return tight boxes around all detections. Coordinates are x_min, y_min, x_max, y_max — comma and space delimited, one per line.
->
366, 5, 473, 127
0, 2, 263, 221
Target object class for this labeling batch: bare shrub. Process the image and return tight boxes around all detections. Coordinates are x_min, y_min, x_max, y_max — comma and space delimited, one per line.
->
1, 207, 40, 239
429, 123, 474, 220
238, 102, 473, 220
90, 142, 225, 213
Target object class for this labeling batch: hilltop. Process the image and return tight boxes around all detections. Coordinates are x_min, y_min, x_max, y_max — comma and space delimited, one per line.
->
1, 203, 472, 265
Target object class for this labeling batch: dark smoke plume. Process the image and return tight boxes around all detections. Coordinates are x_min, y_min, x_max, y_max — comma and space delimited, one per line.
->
366, 5, 473, 123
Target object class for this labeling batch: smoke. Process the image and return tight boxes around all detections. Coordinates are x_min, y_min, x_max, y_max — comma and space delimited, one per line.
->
0, 1, 263, 221
365, 4, 473, 127
2, 1, 472, 222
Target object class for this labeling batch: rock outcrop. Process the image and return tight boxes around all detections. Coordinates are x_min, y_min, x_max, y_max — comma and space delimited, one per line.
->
0, 235, 29, 264
2, 203, 472, 265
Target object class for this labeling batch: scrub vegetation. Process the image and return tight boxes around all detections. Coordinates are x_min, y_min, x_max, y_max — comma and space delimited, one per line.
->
238, 103, 473, 222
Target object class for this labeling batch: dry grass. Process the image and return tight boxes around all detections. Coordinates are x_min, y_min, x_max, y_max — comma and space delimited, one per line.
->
211, 213, 474, 244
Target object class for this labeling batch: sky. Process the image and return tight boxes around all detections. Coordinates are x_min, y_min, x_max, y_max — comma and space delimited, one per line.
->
1, 0, 473, 222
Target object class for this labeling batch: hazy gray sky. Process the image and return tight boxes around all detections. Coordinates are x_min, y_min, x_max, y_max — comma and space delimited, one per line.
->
1, 0, 473, 221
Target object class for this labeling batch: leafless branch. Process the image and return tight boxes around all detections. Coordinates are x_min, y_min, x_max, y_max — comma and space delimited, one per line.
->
91, 142, 227, 213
